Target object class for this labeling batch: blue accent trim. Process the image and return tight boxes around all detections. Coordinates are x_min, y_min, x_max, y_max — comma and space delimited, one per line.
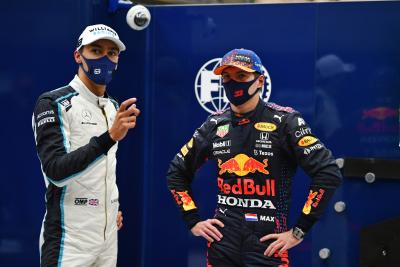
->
57, 187, 67, 267
55, 92, 78, 153
55, 92, 78, 102
110, 99, 119, 110
47, 155, 105, 185
57, 103, 69, 152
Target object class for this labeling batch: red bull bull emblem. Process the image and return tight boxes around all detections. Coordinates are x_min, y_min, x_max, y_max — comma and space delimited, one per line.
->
362, 107, 398, 120
171, 190, 197, 211
218, 154, 269, 176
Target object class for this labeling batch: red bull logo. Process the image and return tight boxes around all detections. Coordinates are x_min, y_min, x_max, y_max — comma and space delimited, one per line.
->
170, 190, 197, 211
217, 177, 275, 196
302, 189, 325, 215
362, 107, 398, 120
218, 154, 269, 176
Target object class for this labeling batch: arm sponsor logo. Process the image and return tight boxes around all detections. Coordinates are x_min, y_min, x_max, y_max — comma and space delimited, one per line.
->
36, 110, 54, 119
176, 191, 197, 211
303, 143, 324, 155
297, 136, 318, 147
295, 127, 312, 138
297, 118, 306, 126
37, 117, 55, 127
302, 189, 325, 215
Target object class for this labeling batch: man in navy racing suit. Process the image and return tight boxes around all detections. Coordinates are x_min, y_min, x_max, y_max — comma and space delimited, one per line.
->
167, 48, 342, 266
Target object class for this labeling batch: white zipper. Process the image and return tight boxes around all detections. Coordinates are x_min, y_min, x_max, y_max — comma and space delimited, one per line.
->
101, 107, 109, 241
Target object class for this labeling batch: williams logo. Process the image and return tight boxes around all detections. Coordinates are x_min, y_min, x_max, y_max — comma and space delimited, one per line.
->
195, 58, 272, 114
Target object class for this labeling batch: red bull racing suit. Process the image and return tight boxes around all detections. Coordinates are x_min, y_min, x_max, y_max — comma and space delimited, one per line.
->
167, 99, 342, 266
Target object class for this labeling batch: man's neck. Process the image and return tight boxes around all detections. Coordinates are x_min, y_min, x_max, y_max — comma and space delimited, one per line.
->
230, 94, 260, 114
78, 68, 106, 97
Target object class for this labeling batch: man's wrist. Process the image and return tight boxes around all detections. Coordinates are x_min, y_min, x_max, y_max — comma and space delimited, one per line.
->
292, 227, 306, 240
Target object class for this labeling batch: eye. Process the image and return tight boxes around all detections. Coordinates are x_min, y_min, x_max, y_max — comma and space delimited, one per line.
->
108, 50, 118, 57
221, 73, 230, 82
238, 73, 247, 79
91, 48, 101, 55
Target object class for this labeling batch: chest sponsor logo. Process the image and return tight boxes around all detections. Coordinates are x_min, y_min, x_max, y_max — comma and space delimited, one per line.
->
74, 198, 87, 205
88, 199, 99, 206
60, 99, 71, 109
37, 117, 55, 127
74, 198, 99, 206
81, 110, 92, 121
218, 154, 269, 176
295, 127, 312, 138
260, 132, 269, 140
298, 136, 318, 147
256, 132, 272, 146
213, 149, 230, 156
213, 140, 231, 149
216, 124, 229, 138
254, 122, 277, 132
304, 143, 323, 155
255, 144, 272, 149
298, 118, 306, 126
81, 109, 98, 125
210, 118, 219, 124
218, 178, 275, 197
302, 189, 325, 215
254, 149, 274, 157
218, 195, 276, 210
273, 114, 284, 123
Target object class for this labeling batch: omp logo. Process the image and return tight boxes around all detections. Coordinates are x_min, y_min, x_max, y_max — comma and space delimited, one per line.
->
74, 198, 88, 206
195, 58, 272, 114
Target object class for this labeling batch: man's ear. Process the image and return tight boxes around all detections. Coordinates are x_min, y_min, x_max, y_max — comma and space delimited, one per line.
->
74, 50, 82, 64
258, 75, 265, 87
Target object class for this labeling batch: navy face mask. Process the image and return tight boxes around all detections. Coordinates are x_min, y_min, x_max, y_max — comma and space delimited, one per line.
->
223, 77, 260, 106
80, 54, 117, 85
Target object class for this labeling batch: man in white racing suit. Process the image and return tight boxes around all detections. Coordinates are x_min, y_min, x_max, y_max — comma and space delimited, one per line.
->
32, 24, 139, 267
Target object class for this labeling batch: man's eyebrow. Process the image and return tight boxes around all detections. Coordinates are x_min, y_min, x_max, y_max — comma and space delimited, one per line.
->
88, 43, 102, 48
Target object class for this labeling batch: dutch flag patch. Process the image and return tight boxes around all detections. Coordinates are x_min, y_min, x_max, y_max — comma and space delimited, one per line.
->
245, 213, 258, 221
